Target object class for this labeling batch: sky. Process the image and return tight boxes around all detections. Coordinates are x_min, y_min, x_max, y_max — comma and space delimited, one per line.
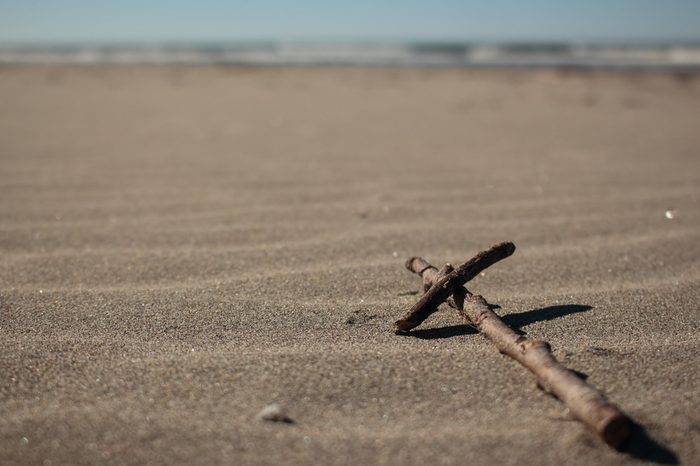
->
0, 0, 699, 44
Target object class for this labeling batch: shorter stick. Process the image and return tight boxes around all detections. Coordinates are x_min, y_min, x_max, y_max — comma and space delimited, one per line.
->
407, 258, 631, 449
393, 242, 515, 333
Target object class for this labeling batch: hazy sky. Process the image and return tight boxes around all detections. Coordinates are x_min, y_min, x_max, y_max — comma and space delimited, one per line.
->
1, 0, 699, 43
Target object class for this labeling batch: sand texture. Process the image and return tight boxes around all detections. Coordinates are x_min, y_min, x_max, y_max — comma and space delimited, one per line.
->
1, 66, 699, 465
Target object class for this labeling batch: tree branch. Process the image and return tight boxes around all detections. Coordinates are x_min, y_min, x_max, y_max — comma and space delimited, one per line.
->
404, 255, 631, 449
393, 242, 515, 333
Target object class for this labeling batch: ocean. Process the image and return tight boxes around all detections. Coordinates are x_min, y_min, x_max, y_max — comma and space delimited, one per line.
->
1, 41, 700, 70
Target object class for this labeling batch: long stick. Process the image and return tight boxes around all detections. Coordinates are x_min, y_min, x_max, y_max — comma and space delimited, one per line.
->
404, 255, 631, 449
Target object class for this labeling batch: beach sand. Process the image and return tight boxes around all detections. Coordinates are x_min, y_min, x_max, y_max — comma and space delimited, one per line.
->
1, 66, 699, 465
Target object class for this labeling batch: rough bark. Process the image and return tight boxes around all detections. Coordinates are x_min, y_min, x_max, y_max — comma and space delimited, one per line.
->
393, 242, 515, 333
404, 257, 631, 449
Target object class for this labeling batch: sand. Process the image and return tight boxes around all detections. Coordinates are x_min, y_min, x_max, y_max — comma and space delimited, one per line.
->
1, 65, 699, 465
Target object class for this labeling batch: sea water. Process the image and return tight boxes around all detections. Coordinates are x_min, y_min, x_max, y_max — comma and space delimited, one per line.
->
1, 41, 699, 70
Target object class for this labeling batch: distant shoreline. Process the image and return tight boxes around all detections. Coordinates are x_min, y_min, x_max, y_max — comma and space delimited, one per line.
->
1, 42, 700, 70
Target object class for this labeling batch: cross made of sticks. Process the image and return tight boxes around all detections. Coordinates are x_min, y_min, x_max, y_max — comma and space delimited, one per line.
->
393, 242, 631, 449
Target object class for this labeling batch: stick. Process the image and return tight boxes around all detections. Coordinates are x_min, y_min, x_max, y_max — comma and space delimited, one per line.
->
406, 257, 631, 449
393, 242, 515, 334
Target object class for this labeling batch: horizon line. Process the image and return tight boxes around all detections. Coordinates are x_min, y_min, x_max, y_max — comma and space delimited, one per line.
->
2, 36, 700, 47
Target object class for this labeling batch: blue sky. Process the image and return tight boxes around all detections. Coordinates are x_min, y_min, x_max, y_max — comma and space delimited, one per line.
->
1, 0, 699, 43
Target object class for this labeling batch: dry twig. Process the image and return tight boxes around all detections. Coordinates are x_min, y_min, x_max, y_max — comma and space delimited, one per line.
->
393, 241, 515, 333
398, 244, 631, 449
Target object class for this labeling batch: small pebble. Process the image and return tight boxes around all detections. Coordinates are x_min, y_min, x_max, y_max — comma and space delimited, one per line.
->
256, 403, 293, 423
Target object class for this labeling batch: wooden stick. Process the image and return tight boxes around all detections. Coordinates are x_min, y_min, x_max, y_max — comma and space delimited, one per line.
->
405, 256, 631, 449
393, 242, 515, 334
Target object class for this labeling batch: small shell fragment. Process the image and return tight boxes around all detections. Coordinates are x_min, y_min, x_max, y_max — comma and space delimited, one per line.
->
256, 403, 293, 423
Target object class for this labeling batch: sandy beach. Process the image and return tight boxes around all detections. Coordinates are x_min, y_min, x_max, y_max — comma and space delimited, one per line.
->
1, 65, 699, 465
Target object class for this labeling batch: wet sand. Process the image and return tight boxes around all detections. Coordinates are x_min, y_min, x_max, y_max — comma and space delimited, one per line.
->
1, 66, 699, 465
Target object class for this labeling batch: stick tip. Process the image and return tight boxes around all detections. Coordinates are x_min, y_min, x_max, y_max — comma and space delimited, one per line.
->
393, 319, 415, 334
600, 411, 632, 450
405, 257, 422, 271
499, 241, 516, 256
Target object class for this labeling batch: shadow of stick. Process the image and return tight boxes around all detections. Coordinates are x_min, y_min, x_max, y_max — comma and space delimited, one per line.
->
501, 304, 592, 330
402, 304, 592, 340
621, 420, 678, 464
